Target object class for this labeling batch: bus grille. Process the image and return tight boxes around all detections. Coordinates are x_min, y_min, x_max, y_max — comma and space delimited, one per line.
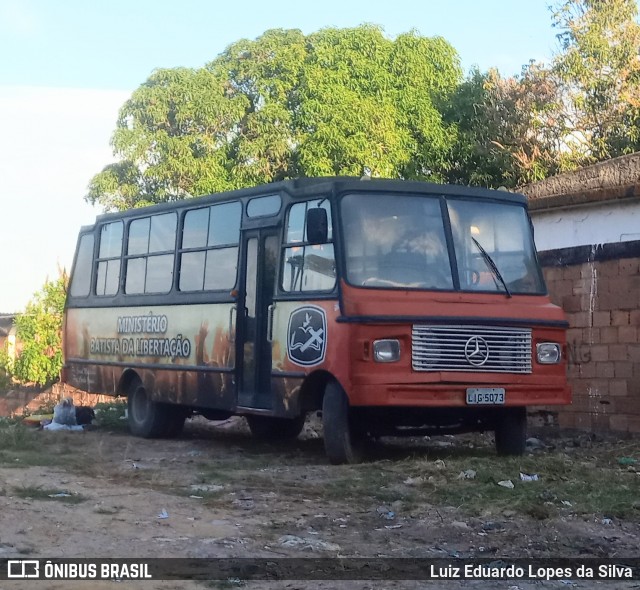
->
412, 325, 532, 373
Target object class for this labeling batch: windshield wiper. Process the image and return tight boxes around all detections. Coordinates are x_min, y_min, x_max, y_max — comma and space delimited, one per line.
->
471, 237, 512, 298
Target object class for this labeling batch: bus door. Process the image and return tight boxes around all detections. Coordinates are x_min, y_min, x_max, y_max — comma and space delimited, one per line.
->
236, 229, 279, 410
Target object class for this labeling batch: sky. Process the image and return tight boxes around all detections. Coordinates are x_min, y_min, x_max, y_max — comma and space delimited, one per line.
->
0, 0, 565, 312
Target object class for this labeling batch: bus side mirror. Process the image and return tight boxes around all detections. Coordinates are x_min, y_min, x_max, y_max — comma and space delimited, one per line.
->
306, 207, 328, 245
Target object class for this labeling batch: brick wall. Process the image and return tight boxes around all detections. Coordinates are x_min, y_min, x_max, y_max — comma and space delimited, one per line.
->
540, 241, 640, 433
0, 383, 114, 417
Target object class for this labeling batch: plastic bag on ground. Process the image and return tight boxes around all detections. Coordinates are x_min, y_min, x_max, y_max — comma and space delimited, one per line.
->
53, 398, 77, 426
43, 421, 84, 431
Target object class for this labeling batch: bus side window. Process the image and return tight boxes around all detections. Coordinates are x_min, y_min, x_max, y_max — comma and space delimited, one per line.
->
179, 202, 241, 292
69, 234, 95, 297
282, 200, 335, 293
124, 213, 177, 294
96, 221, 123, 296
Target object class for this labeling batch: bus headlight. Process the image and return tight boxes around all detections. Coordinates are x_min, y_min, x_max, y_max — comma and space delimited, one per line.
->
536, 342, 561, 364
373, 339, 401, 363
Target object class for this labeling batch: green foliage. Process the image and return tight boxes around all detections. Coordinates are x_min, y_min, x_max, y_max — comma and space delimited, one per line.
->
0, 349, 13, 391
0, 420, 37, 451
12, 272, 67, 386
446, 64, 578, 188
93, 401, 128, 431
445, 68, 513, 187
551, 0, 640, 161
87, 26, 462, 211
444, 0, 640, 187
86, 10, 640, 201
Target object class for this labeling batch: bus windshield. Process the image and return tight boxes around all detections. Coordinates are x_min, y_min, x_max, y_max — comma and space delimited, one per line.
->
341, 193, 544, 294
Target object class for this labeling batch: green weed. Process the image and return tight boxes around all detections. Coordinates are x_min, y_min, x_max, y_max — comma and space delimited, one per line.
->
0, 420, 38, 450
12, 485, 86, 504
93, 400, 128, 431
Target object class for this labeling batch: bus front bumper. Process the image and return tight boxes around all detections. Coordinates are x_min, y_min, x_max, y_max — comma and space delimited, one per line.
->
348, 382, 571, 408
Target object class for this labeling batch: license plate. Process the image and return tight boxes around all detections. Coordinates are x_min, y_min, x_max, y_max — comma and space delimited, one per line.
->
466, 388, 505, 405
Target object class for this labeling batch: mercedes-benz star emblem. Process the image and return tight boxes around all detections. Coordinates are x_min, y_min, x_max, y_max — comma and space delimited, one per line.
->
464, 336, 490, 366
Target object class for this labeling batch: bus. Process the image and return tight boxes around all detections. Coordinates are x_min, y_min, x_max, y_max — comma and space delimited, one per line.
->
62, 177, 570, 463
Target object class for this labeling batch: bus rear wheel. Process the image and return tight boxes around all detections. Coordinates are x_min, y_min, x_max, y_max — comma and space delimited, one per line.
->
128, 381, 171, 438
322, 381, 364, 465
246, 415, 305, 440
495, 407, 527, 456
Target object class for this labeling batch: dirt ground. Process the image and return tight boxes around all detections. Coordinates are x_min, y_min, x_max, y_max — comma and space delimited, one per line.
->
1, 415, 639, 590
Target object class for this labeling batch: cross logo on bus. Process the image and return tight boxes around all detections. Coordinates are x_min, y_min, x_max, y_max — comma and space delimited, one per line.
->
287, 306, 327, 367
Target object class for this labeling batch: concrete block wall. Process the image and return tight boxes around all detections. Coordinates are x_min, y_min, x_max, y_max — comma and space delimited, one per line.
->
539, 241, 640, 432
0, 382, 114, 417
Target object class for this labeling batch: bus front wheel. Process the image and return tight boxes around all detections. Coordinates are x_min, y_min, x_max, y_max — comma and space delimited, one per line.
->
246, 415, 305, 440
128, 381, 170, 438
322, 381, 364, 465
495, 407, 527, 456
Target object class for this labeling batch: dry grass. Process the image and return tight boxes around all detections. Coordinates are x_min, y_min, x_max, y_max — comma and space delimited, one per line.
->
1, 414, 639, 521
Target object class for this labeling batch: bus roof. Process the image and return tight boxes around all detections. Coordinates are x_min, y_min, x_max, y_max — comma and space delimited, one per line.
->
90, 177, 528, 226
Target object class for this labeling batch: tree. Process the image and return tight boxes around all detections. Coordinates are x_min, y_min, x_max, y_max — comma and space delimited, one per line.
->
87, 26, 462, 211
551, 0, 640, 161
12, 271, 68, 386
444, 0, 640, 189
445, 64, 576, 188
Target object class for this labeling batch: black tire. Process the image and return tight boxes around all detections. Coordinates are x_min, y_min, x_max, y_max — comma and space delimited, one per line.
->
127, 381, 171, 438
322, 381, 364, 465
163, 406, 190, 438
246, 414, 306, 440
495, 407, 527, 456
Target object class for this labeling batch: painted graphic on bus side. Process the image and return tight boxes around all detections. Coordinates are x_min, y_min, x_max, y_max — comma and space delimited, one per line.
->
286, 305, 327, 367
64, 304, 236, 407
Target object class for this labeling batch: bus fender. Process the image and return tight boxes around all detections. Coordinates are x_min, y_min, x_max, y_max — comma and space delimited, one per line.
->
118, 368, 141, 397
298, 370, 350, 413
